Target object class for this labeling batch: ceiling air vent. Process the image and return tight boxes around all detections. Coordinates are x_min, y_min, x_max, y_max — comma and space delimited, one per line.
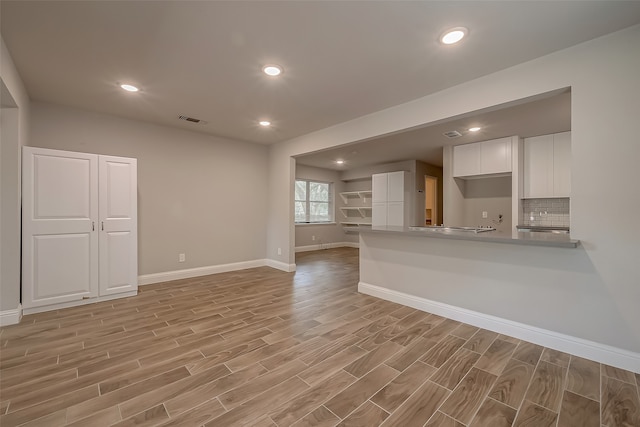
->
443, 130, 463, 139
178, 115, 208, 125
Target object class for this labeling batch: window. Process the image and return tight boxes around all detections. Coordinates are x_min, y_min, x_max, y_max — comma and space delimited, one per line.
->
295, 179, 333, 223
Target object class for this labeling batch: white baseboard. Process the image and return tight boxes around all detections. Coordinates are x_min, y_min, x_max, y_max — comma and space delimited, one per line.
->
22, 291, 138, 315
139, 259, 268, 285
359, 281, 640, 373
295, 241, 359, 253
0, 304, 22, 326
265, 259, 297, 272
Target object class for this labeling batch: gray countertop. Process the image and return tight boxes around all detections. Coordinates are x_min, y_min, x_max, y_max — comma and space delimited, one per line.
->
359, 225, 580, 248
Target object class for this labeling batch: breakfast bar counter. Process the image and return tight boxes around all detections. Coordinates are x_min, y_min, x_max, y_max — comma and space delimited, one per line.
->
359, 225, 579, 248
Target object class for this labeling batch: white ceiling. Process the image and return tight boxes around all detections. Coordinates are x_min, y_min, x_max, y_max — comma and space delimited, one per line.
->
2, 1, 639, 145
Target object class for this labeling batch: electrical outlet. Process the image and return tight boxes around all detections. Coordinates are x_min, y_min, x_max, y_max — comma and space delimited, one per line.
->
312, 235, 316, 241
482, 211, 488, 218
277, 248, 282, 255
178, 253, 185, 262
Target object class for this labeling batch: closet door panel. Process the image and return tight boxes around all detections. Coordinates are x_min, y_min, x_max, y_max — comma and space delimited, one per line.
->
33, 234, 92, 300
22, 147, 98, 308
99, 156, 138, 296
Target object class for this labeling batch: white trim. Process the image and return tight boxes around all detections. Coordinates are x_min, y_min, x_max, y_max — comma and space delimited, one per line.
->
295, 241, 360, 253
0, 304, 22, 326
359, 281, 640, 373
265, 259, 297, 272
139, 259, 268, 285
22, 292, 137, 315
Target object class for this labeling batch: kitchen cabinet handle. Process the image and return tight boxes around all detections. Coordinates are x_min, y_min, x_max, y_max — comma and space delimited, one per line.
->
101, 221, 104, 231
92, 221, 95, 231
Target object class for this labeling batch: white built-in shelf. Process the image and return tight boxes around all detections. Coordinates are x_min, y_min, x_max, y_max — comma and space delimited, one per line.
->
341, 222, 372, 233
339, 207, 372, 218
340, 221, 372, 226
339, 191, 372, 204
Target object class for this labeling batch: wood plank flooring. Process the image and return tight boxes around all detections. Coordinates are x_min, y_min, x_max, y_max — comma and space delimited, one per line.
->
1, 247, 638, 426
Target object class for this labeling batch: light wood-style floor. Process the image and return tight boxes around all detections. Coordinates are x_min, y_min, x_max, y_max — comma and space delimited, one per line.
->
1, 247, 639, 427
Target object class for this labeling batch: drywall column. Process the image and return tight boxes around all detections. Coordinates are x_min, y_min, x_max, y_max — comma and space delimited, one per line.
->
266, 147, 296, 271
0, 36, 31, 324
0, 107, 20, 314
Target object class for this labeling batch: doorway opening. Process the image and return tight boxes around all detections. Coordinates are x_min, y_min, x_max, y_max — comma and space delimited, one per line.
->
425, 176, 438, 226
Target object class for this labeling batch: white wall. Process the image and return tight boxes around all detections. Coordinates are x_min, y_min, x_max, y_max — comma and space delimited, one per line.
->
0, 37, 30, 314
267, 25, 640, 354
30, 102, 269, 276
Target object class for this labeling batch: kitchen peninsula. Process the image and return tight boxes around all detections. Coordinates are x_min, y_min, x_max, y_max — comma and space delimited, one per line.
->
356, 226, 637, 371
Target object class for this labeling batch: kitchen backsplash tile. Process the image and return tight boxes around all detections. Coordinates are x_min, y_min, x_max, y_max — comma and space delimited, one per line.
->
522, 198, 570, 227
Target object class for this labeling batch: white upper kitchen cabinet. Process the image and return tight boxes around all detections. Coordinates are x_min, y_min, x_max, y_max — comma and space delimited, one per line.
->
452, 143, 481, 177
481, 137, 512, 175
524, 131, 571, 198
453, 137, 513, 178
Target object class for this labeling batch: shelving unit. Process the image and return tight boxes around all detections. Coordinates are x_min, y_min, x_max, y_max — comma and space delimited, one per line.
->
339, 191, 372, 204
341, 222, 372, 233
339, 206, 372, 218
339, 190, 372, 233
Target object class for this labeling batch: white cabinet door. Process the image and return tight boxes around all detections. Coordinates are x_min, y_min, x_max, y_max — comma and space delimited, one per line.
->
453, 143, 481, 177
372, 202, 387, 227
553, 131, 571, 197
524, 135, 554, 198
481, 137, 512, 174
372, 173, 388, 203
386, 202, 405, 227
387, 171, 406, 202
99, 156, 138, 296
22, 147, 99, 308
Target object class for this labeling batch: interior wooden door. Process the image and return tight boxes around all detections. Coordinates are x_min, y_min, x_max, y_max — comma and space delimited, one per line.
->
22, 147, 98, 308
99, 155, 138, 296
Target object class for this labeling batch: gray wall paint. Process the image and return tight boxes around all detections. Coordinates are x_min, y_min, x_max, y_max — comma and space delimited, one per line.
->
268, 25, 640, 354
1, 37, 30, 312
29, 102, 269, 275
461, 177, 512, 232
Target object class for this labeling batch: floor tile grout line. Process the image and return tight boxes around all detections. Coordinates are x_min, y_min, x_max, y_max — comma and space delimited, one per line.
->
367, 398, 391, 416
600, 361, 604, 426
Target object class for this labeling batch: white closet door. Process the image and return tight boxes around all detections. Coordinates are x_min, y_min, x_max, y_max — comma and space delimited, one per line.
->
22, 147, 98, 308
99, 155, 138, 296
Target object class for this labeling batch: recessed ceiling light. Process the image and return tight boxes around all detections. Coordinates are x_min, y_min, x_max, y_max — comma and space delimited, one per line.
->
440, 27, 468, 45
335, 159, 345, 165
468, 127, 481, 132
120, 84, 139, 92
259, 120, 271, 127
262, 65, 283, 76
